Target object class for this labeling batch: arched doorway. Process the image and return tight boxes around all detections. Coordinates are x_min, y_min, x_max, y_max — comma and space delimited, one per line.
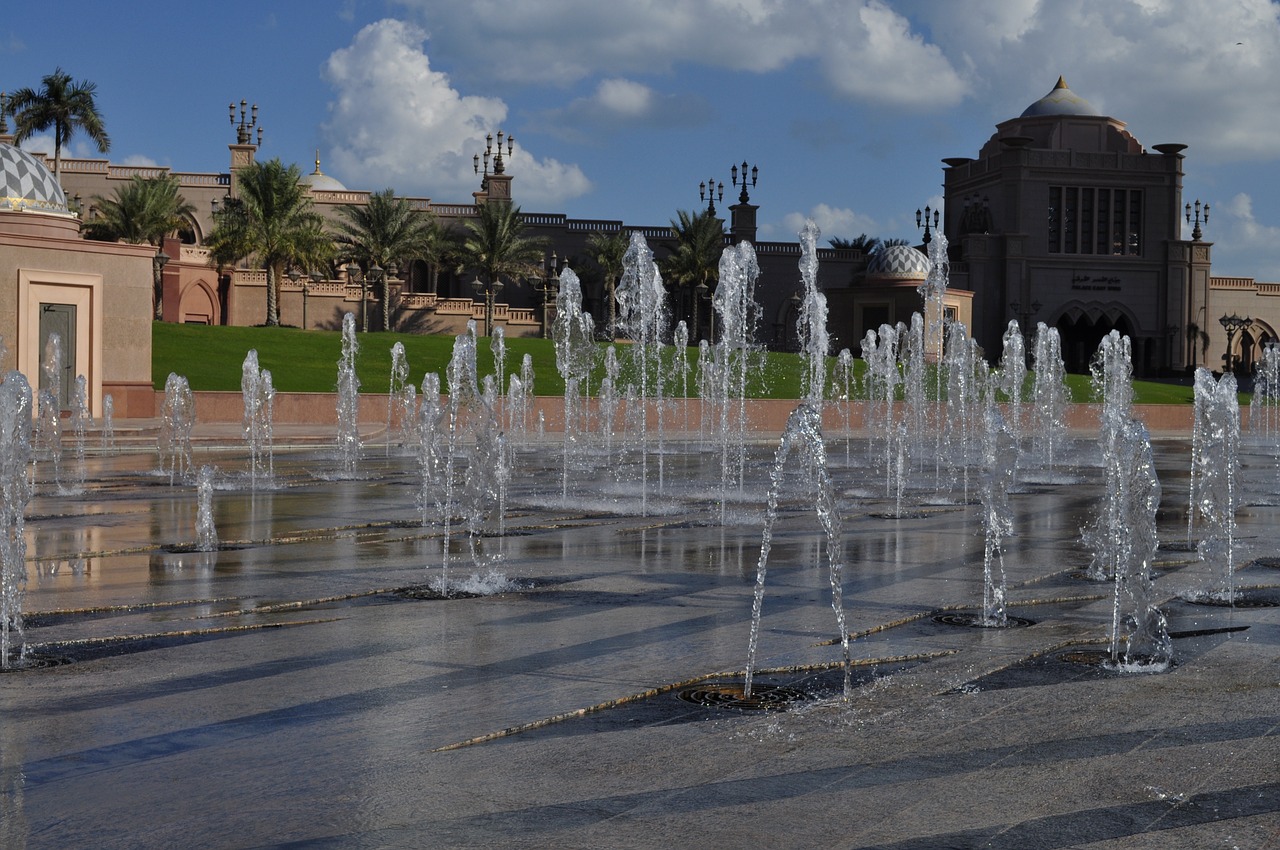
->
1055, 311, 1134, 375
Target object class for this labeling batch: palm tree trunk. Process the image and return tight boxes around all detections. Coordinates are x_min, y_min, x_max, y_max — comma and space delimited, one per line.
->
266, 265, 280, 326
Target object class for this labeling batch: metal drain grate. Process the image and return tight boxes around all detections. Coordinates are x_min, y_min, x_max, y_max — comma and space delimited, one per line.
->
0, 653, 72, 672
933, 613, 1036, 629
677, 682, 808, 710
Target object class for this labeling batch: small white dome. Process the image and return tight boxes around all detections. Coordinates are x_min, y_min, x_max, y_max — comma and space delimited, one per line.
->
1020, 76, 1100, 118
866, 244, 931, 279
0, 142, 71, 215
301, 151, 347, 192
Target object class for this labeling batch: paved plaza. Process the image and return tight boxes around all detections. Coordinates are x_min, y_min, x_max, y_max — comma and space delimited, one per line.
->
1, 421, 1277, 849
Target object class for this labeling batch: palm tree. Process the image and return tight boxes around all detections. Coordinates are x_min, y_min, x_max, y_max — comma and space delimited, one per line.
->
457, 202, 547, 335
661, 209, 725, 336
205, 159, 330, 327
332, 189, 439, 331
83, 174, 195, 318
585, 229, 628, 339
829, 234, 880, 254
8, 67, 110, 179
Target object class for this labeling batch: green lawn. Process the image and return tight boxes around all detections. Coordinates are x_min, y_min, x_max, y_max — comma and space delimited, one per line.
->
152, 322, 1208, 403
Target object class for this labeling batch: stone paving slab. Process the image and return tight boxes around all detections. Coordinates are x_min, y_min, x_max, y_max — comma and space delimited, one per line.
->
1, 431, 1277, 848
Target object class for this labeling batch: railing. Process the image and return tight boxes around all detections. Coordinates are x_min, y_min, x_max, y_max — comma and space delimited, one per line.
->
430, 204, 478, 217
179, 245, 212, 264
566, 219, 624, 232
519, 212, 567, 226
1210, 276, 1258, 290
313, 190, 372, 204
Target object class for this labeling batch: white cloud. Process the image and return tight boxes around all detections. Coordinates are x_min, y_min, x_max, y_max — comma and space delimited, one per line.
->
531, 77, 710, 143
393, 0, 966, 109
1210, 193, 1280, 280
772, 204, 881, 243
914, 0, 1280, 161
322, 19, 591, 206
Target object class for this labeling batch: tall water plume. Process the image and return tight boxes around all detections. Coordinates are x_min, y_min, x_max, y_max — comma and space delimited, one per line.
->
387, 341, 412, 453
159, 372, 195, 485
712, 240, 762, 513
979, 399, 1016, 625
795, 221, 829, 408
1189, 368, 1242, 602
1030, 323, 1069, 472
35, 333, 62, 489
1082, 332, 1135, 581
743, 403, 851, 700
615, 232, 668, 512
0, 371, 32, 669
241, 349, 274, 488
68, 375, 91, 494
335, 313, 361, 478
861, 323, 901, 495
195, 464, 218, 553
552, 266, 596, 499
997, 320, 1028, 450
1102, 418, 1171, 670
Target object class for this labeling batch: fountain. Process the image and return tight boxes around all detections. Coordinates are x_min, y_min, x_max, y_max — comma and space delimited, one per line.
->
34, 333, 62, 490
0, 371, 32, 669
1030, 323, 1070, 474
744, 403, 851, 701
1188, 367, 1242, 603
978, 400, 1016, 626
711, 239, 762, 516
552, 267, 595, 500
1103, 418, 1171, 670
195, 464, 218, 553
387, 341, 412, 453
241, 350, 274, 488
615, 232, 669, 513
68, 374, 91, 494
158, 372, 195, 485
795, 221, 829, 409
100, 393, 116, 454
335, 312, 361, 477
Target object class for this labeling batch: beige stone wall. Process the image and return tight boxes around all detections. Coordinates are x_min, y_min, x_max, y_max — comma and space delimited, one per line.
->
0, 210, 155, 416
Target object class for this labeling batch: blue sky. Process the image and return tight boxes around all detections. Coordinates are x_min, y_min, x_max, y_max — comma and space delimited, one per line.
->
3, 0, 1278, 278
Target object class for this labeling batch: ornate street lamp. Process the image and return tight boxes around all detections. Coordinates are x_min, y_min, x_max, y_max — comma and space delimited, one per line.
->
287, 266, 301, 327
1186, 199, 1210, 241
473, 130, 515, 190
731, 160, 758, 204
346, 262, 366, 332
916, 205, 940, 246
1220, 313, 1252, 373
471, 276, 504, 337
537, 252, 561, 339
699, 177, 724, 215
367, 263, 384, 333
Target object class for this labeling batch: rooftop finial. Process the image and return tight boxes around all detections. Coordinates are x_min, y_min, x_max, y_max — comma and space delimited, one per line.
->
314, 149, 322, 174
1055, 75, 1068, 90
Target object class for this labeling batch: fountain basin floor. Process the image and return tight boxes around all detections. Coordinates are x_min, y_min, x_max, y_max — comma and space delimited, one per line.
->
2, 428, 1278, 849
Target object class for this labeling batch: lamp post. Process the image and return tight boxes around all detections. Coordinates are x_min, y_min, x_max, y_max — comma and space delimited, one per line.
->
915, 205, 939, 246
1186, 199, 1210, 241
730, 160, 758, 204
699, 177, 724, 215
346, 262, 367, 332
287, 266, 301, 327
473, 130, 515, 191
367, 263, 384, 333
538, 252, 561, 339
471, 276, 504, 337
1220, 313, 1252, 373
694, 281, 708, 344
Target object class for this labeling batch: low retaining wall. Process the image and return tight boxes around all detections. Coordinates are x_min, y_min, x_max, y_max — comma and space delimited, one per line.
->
167, 392, 1209, 436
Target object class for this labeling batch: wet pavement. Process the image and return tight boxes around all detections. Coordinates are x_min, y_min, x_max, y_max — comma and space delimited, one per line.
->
1, 421, 1278, 848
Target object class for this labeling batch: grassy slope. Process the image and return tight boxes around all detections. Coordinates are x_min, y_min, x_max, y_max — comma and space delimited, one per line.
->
152, 322, 1209, 403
